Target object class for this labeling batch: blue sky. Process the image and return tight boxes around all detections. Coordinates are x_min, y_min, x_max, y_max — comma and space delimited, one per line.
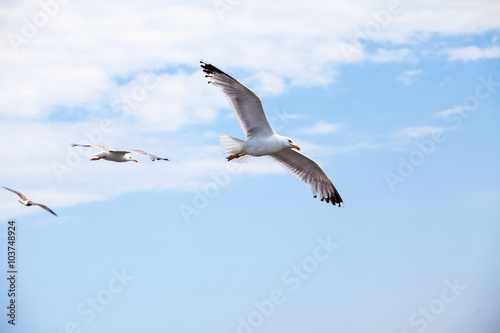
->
0, 1, 499, 333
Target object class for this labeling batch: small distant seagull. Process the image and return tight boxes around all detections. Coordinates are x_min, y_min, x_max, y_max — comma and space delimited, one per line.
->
3, 186, 57, 216
201, 61, 343, 206
71, 143, 169, 163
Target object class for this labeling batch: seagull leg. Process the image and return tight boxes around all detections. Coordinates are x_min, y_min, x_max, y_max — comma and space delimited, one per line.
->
90, 157, 103, 161
227, 152, 244, 161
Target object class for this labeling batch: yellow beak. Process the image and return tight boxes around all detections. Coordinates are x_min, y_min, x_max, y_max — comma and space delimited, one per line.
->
133, 159, 138, 163
292, 144, 301, 150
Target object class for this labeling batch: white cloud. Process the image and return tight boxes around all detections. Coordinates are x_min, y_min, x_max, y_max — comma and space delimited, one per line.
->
368, 48, 418, 63
113, 70, 222, 132
0, 119, 288, 219
1, 0, 499, 121
299, 121, 342, 135
394, 125, 447, 139
396, 69, 423, 86
287, 139, 381, 159
444, 45, 500, 62
433, 106, 469, 118
1, 0, 499, 213
247, 71, 285, 95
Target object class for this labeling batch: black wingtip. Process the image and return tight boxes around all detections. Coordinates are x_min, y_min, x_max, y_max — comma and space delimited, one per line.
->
200, 61, 226, 77
316, 194, 344, 207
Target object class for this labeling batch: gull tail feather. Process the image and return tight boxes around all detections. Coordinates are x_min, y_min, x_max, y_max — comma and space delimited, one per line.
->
220, 135, 252, 164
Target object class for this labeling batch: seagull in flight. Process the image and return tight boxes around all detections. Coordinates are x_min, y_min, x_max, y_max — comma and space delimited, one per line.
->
201, 61, 343, 206
3, 186, 58, 216
72, 143, 169, 163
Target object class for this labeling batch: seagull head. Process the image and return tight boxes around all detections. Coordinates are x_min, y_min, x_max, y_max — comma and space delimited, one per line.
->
284, 137, 301, 151
125, 155, 138, 163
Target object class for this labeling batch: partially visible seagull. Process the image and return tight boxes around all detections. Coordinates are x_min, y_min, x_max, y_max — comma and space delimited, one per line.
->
3, 186, 58, 216
71, 143, 169, 163
200, 61, 343, 206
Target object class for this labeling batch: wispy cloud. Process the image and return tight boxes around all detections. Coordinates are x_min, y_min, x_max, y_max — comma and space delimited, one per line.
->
395, 69, 423, 86
444, 45, 500, 62
299, 121, 342, 135
368, 48, 418, 63
394, 126, 448, 139
0, 120, 288, 219
433, 106, 469, 118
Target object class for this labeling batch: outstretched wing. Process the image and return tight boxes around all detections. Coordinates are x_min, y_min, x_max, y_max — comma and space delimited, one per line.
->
201, 61, 274, 139
2, 186, 28, 201
71, 143, 113, 151
125, 149, 169, 161
33, 203, 58, 216
268, 149, 344, 206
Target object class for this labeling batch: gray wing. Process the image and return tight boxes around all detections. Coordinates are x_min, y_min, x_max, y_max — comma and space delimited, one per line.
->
268, 149, 344, 206
33, 203, 58, 216
125, 149, 169, 161
71, 143, 113, 151
201, 61, 274, 139
2, 186, 28, 201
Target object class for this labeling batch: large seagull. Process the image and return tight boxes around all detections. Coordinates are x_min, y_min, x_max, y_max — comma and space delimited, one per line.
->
201, 61, 344, 206
3, 186, 58, 216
